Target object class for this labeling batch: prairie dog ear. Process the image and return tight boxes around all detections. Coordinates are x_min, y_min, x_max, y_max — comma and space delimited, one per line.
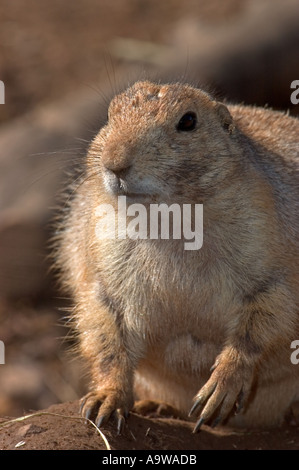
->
213, 101, 235, 134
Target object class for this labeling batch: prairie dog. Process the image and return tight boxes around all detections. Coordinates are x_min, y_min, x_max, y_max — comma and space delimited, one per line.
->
55, 81, 299, 432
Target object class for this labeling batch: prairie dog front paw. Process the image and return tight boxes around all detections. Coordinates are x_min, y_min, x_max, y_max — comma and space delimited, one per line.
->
80, 388, 134, 434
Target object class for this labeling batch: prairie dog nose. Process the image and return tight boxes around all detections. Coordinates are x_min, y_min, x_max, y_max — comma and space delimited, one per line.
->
108, 165, 132, 178
101, 142, 132, 176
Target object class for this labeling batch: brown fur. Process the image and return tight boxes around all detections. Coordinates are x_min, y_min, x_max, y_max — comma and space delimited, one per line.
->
54, 81, 299, 430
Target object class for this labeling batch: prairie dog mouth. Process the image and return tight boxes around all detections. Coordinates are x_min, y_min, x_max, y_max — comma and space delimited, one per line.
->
103, 170, 158, 201
103, 170, 127, 194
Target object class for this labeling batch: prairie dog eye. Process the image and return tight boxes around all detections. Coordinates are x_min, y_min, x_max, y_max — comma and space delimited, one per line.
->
177, 112, 197, 131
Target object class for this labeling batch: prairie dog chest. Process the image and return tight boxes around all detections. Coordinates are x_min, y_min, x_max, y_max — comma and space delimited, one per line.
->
99, 238, 231, 342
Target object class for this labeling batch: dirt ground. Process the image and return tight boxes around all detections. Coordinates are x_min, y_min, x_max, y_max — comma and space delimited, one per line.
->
1, 400, 299, 451
0, 0, 299, 451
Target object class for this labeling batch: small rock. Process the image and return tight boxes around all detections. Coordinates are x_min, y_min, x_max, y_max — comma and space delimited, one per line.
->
15, 440, 26, 448
16, 423, 46, 438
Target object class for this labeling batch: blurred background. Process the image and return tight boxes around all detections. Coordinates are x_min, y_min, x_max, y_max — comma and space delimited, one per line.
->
0, 0, 298, 418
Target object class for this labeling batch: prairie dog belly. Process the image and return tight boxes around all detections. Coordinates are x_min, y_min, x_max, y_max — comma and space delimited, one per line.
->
135, 333, 221, 414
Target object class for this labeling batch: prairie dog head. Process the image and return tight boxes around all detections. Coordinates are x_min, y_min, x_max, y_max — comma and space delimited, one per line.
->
88, 81, 237, 203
